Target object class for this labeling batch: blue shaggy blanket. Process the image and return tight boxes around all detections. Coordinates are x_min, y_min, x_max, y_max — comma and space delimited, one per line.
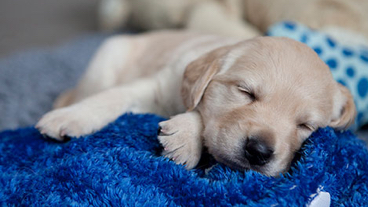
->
1, 113, 368, 206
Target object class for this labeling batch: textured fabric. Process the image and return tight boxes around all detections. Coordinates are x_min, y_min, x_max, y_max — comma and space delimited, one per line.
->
267, 21, 368, 129
0, 31, 367, 140
0, 33, 109, 131
1, 113, 367, 206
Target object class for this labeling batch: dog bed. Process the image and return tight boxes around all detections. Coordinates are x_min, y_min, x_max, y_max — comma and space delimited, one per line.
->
267, 21, 368, 130
1, 113, 368, 206
1, 24, 368, 206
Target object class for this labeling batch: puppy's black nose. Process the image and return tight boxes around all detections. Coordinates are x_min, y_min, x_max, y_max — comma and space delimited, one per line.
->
244, 139, 274, 166
157, 126, 162, 135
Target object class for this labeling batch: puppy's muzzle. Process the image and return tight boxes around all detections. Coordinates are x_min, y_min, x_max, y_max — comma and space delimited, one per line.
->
244, 138, 274, 166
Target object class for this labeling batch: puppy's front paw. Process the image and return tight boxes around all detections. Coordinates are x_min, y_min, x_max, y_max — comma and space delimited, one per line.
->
36, 106, 106, 141
158, 111, 203, 169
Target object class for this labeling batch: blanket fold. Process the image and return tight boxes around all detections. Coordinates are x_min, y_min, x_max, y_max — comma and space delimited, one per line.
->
1, 113, 367, 206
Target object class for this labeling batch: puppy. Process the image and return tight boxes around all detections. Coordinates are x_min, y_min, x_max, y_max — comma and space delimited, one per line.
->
36, 30, 356, 176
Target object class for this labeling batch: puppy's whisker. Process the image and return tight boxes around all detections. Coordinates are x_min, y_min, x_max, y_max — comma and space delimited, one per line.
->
35, 31, 355, 176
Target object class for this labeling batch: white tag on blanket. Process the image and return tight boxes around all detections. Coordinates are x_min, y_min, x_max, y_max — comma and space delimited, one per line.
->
308, 191, 331, 207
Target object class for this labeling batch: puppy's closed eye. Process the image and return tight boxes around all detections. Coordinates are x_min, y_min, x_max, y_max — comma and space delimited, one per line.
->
297, 123, 315, 131
237, 85, 256, 102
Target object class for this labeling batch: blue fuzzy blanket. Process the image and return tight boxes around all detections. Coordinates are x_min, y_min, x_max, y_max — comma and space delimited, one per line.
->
1, 113, 368, 206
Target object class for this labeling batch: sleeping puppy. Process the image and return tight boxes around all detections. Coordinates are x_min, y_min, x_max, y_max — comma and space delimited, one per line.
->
36, 30, 356, 176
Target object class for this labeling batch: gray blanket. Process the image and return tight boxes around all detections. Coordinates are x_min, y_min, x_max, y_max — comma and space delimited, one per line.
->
0, 33, 366, 143
0, 34, 108, 130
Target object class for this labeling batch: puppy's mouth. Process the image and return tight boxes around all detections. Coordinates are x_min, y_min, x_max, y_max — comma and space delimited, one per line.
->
212, 153, 275, 175
214, 154, 251, 171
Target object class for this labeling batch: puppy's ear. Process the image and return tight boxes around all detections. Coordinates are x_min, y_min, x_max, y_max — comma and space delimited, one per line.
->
329, 84, 357, 130
181, 46, 230, 111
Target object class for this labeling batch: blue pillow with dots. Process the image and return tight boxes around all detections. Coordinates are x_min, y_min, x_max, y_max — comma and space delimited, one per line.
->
267, 21, 368, 130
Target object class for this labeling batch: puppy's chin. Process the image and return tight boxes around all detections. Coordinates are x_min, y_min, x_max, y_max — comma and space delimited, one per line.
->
213, 154, 250, 171
213, 153, 284, 177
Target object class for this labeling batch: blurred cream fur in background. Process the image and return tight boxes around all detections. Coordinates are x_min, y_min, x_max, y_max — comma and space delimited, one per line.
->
97, 0, 368, 141
98, 0, 368, 45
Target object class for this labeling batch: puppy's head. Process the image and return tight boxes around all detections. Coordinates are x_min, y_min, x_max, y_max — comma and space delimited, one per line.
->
182, 37, 356, 176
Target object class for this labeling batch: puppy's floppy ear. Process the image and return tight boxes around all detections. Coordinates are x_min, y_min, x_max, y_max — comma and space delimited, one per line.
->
181, 46, 230, 111
329, 83, 357, 130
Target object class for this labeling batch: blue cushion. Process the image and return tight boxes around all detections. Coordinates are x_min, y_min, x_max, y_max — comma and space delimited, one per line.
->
1, 113, 367, 206
267, 21, 368, 129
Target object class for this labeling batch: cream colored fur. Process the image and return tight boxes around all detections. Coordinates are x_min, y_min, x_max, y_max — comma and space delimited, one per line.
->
98, 0, 368, 44
36, 31, 355, 176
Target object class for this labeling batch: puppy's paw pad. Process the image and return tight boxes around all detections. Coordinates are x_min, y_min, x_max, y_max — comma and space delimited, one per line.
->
36, 107, 102, 141
157, 112, 203, 169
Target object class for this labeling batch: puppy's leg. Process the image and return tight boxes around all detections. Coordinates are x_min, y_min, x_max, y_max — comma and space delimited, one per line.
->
158, 111, 203, 169
53, 89, 76, 109
55, 35, 134, 108
36, 77, 178, 141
